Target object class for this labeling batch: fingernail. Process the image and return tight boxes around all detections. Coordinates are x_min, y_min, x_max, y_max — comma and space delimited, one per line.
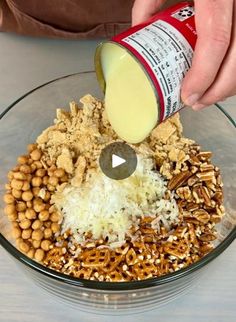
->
192, 103, 206, 111
184, 94, 201, 106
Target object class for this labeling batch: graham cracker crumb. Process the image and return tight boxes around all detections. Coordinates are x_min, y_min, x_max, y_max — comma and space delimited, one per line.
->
71, 156, 87, 187
37, 95, 193, 184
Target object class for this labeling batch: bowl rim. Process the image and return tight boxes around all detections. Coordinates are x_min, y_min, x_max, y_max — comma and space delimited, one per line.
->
0, 71, 235, 291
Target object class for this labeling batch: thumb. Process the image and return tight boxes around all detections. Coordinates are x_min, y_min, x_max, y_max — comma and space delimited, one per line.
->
132, 0, 167, 26
181, 0, 233, 107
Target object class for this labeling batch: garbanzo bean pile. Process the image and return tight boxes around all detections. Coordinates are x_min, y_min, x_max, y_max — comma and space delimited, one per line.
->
3, 95, 225, 281
4, 146, 67, 262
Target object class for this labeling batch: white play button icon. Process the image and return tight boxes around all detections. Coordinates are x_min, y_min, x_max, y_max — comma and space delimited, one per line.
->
112, 154, 126, 168
99, 142, 137, 180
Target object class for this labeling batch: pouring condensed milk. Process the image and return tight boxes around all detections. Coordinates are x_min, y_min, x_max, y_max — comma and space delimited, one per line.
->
95, 1, 197, 143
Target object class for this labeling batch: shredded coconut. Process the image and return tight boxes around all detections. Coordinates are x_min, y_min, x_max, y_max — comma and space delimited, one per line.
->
52, 156, 179, 247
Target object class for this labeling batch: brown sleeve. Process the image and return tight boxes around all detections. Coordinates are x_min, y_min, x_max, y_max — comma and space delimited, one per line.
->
0, 0, 134, 39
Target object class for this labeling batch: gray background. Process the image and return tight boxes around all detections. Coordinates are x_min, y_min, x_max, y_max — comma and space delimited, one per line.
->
0, 32, 235, 322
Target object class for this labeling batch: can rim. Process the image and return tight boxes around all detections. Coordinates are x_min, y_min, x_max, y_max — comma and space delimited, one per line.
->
94, 43, 106, 93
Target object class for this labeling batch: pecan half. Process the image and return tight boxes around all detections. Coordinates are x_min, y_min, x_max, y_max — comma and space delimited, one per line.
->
190, 166, 199, 174
211, 214, 222, 223
188, 175, 199, 186
197, 151, 212, 161
176, 186, 191, 200
193, 209, 210, 224
199, 244, 213, 255
168, 170, 192, 190
200, 186, 212, 207
199, 233, 216, 242
200, 163, 214, 172
196, 171, 216, 183
188, 154, 201, 166
186, 202, 200, 212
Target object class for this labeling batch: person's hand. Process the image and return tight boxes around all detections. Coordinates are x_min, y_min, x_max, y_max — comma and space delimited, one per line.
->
132, 0, 236, 110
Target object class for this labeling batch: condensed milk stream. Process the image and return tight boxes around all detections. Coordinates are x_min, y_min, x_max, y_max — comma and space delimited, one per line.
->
95, 2, 197, 143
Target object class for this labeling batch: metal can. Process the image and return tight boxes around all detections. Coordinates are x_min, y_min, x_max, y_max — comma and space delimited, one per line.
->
95, 1, 197, 124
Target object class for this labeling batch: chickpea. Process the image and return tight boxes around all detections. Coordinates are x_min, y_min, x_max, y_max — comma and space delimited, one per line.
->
32, 229, 44, 241
12, 189, 22, 199
48, 170, 54, 177
51, 222, 60, 233
12, 165, 20, 172
16, 238, 23, 248
17, 155, 28, 165
32, 240, 41, 249
44, 221, 51, 228
33, 161, 43, 169
42, 176, 49, 185
33, 201, 45, 213
36, 169, 46, 177
48, 176, 58, 187
45, 204, 50, 210
33, 197, 41, 205
22, 181, 30, 191
30, 163, 37, 172
22, 228, 32, 239
41, 240, 51, 251
26, 201, 33, 208
5, 183, 11, 190
7, 171, 14, 180
11, 179, 24, 190
19, 219, 31, 230
54, 168, 65, 178
13, 172, 27, 180
46, 159, 53, 167
31, 177, 42, 187
34, 249, 45, 262
20, 164, 32, 174
19, 241, 30, 253
32, 219, 43, 230
26, 174, 32, 182
3, 193, 15, 204
47, 184, 55, 192
22, 191, 34, 202
25, 208, 37, 220
44, 228, 52, 239
27, 143, 37, 153
50, 212, 61, 223
49, 205, 55, 214
60, 174, 68, 183
4, 204, 15, 216
27, 159, 34, 165
16, 201, 27, 212
12, 221, 19, 228
8, 212, 17, 221
48, 165, 57, 172
18, 212, 26, 221
12, 227, 22, 239
27, 249, 35, 259
38, 210, 50, 222
32, 187, 40, 197
30, 149, 42, 161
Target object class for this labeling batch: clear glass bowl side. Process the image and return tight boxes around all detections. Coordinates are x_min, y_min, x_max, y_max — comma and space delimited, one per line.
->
0, 72, 235, 311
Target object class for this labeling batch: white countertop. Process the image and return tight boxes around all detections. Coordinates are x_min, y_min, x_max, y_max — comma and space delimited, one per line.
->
0, 32, 235, 322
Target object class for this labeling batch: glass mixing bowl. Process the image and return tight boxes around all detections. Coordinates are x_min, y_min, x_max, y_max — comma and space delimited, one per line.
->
0, 72, 235, 315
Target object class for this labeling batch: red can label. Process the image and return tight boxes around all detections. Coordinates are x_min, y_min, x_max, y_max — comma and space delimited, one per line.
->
112, 2, 197, 122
